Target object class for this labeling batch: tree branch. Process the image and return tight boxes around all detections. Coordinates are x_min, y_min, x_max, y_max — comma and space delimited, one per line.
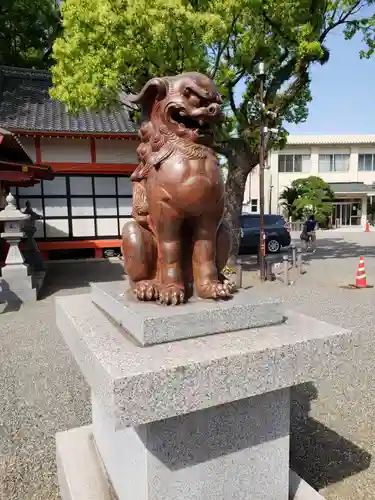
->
175, 32, 186, 73
211, 13, 240, 79
326, 0, 339, 25
262, 4, 298, 46
233, 69, 245, 87
264, 1, 361, 110
213, 137, 244, 158
319, 0, 363, 42
226, 67, 246, 120
211, 42, 223, 78
264, 54, 296, 105
228, 82, 239, 119
273, 63, 310, 117
213, 142, 232, 157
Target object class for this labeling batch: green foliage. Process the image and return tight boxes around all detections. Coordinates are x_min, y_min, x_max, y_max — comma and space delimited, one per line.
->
279, 186, 300, 219
222, 265, 237, 275
279, 176, 335, 224
50, 0, 375, 258
0, 0, 61, 69
52, 0, 375, 146
51, 0, 213, 108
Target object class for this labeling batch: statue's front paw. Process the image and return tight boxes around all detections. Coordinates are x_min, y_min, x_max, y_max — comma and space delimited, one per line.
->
158, 284, 185, 305
222, 279, 237, 294
197, 280, 233, 300
133, 280, 159, 301
218, 272, 237, 294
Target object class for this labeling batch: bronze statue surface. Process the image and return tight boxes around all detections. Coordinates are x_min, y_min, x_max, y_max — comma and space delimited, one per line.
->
121, 72, 235, 305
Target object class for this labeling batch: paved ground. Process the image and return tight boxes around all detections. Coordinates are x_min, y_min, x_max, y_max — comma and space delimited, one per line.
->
0, 261, 126, 499
1, 231, 375, 499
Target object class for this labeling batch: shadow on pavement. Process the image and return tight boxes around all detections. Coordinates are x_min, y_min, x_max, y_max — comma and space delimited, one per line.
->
304, 238, 375, 262
0, 299, 22, 314
290, 382, 371, 491
40, 259, 125, 298
240, 237, 375, 274
39, 236, 375, 297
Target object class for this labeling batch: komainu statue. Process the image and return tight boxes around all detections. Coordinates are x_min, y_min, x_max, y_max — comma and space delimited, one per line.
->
121, 72, 235, 305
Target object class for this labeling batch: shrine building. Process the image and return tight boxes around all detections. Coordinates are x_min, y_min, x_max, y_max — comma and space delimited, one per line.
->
0, 65, 139, 260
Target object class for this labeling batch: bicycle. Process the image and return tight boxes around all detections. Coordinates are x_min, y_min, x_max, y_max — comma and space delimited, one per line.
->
300, 231, 316, 252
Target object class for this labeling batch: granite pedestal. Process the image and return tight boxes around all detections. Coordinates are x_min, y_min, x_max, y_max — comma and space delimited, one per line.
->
55, 281, 352, 500
0, 264, 39, 302
91, 281, 285, 345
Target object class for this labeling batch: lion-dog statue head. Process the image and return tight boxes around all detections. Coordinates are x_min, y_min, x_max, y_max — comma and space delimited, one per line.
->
129, 72, 223, 182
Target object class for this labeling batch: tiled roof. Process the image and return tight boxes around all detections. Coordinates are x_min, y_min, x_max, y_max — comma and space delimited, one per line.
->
0, 66, 138, 134
287, 134, 375, 145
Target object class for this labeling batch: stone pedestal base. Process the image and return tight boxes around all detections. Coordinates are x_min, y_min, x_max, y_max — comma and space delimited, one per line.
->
92, 390, 290, 500
55, 288, 351, 500
0, 264, 38, 302
56, 426, 113, 500
91, 281, 284, 345
57, 426, 324, 500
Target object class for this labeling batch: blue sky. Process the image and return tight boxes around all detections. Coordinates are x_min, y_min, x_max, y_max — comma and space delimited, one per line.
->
236, 28, 375, 135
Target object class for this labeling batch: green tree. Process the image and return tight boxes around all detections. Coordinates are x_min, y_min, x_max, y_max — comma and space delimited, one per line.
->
0, 0, 61, 69
51, 0, 375, 261
279, 186, 300, 219
279, 176, 335, 225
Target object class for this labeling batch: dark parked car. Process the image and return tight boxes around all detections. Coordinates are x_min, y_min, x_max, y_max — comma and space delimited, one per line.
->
239, 214, 291, 254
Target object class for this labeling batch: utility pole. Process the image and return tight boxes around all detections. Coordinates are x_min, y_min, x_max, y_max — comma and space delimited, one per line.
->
258, 62, 266, 281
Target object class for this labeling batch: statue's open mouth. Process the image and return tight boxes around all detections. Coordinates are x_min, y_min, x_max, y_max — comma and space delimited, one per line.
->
171, 110, 212, 133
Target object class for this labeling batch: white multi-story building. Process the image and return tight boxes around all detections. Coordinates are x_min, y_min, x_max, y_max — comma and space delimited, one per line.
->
243, 134, 375, 227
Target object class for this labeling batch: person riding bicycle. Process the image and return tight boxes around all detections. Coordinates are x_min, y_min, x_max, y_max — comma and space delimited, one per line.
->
300, 214, 317, 251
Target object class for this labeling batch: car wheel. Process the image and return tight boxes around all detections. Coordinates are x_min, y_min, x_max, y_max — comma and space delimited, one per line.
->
267, 239, 281, 253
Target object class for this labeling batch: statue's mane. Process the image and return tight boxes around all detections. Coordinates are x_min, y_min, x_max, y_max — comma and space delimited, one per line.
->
130, 99, 212, 183
131, 100, 172, 181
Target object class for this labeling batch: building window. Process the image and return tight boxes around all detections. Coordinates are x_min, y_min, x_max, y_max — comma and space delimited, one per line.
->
358, 154, 375, 171
318, 154, 350, 172
251, 199, 258, 212
14, 174, 132, 240
278, 154, 311, 173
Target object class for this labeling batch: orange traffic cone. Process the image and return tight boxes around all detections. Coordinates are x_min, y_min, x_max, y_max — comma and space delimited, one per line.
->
356, 256, 368, 287
365, 222, 370, 232
347, 256, 373, 289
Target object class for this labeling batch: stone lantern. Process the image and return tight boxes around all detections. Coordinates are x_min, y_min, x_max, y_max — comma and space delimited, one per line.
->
0, 193, 38, 302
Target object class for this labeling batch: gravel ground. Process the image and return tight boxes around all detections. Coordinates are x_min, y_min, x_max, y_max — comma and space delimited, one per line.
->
1, 233, 375, 499
0, 260, 124, 500
252, 283, 375, 499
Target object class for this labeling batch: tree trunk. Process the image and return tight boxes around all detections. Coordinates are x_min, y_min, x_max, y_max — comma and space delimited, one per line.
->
224, 148, 258, 267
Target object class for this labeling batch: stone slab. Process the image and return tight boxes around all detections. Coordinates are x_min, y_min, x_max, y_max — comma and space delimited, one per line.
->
56, 424, 324, 500
1, 276, 33, 290
56, 425, 113, 500
90, 281, 285, 346
92, 389, 290, 500
289, 470, 325, 499
0, 284, 37, 303
56, 293, 354, 429
1, 264, 30, 280
0, 231, 25, 238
